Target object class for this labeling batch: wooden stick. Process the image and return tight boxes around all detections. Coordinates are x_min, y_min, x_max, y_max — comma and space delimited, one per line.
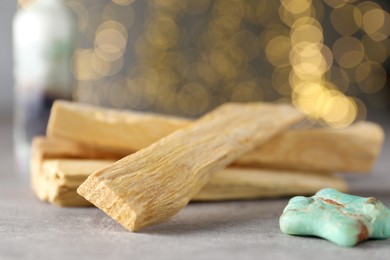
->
77, 103, 304, 231
31, 136, 126, 161
234, 122, 384, 172
193, 168, 347, 201
32, 159, 347, 207
47, 101, 384, 173
47, 101, 190, 153
30, 136, 125, 198
31, 159, 106, 207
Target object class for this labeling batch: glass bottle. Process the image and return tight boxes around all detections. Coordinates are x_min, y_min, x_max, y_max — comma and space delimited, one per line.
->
13, 0, 77, 174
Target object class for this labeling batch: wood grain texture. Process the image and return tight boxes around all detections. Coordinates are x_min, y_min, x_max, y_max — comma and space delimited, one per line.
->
193, 168, 347, 201
32, 159, 112, 207
77, 103, 304, 231
30, 136, 125, 202
47, 101, 384, 173
47, 101, 190, 153
32, 159, 347, 207
234, 122, 384, 173
31, 136, 126, 161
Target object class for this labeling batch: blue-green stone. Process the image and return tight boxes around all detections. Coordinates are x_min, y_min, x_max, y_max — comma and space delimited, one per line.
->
279, 188, 390, 247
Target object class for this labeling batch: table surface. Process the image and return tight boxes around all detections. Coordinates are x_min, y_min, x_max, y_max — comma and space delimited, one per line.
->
1, 117, 390, 260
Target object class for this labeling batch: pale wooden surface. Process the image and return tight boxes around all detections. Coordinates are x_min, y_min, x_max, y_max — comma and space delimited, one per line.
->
78, 103, 304, 231
47, 101, 190, 152
32, 158, 347, 206
32, 136, 125, 160
0, 118, 390, 259
235, 122, 384, 172
48, 101, 383, 173
194, 168, 347, 201
30, 137, 125, 197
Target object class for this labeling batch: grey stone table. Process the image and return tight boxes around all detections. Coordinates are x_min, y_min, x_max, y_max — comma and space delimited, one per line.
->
1, 118, 389, 260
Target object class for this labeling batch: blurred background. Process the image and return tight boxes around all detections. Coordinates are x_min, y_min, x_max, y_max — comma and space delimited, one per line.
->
0, 0, 389, 127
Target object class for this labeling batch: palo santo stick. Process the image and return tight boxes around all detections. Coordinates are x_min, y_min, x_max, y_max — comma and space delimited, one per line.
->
32, 159, 347, 207
30, 136, 125, 198
193, 168, 347, 201
234, 122, 384, 172
47, 101, 190, 153
32, 136, 125, 161
77, 103, 304, 231
48, 101, 383, 173
32, 159, 112, 207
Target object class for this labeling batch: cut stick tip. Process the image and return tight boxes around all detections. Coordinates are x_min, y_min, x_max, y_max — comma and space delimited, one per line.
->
77, 175, 141, 232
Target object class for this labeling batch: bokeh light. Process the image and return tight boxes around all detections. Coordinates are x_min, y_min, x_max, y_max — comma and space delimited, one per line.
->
330, 4, 361, 36
333, 36, 364, 69
35, 0, 390, 126
111, 0, 134, 7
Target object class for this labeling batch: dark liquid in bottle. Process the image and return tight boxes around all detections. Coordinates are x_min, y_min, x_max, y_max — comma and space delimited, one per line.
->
16, 87, 71, 139
14, 84, 71, 174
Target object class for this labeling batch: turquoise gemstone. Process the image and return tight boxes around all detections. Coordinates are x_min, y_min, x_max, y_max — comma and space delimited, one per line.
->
279, 188, 390, 247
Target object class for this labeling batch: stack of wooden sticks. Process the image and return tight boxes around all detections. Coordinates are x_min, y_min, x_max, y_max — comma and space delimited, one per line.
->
31, 101, 384, 231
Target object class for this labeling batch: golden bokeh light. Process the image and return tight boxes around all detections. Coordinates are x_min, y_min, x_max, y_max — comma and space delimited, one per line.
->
292, 80, 357, 128
177, 83, 210, 116
266, 36, 291, 68
322, 94, 357, 128
272, 68, 292, 96
233, 30, 260, 62
290, 16, 322, 30
104, 56, 124, 76
362, 8, 385, 34
231, 81, 263, 102
182, 0, 210, 15
324, 0, 357, 9
291, 23, 323, 46
332, 36, 364, 68
290, 53, 325, 80
330, 4, 361, 36
125, 79, 144, 109
290, 43, 333, 81
108, 79, 127, 108
280, 0, 312, 14
213, 0, 245, 18
209, 51, 237, 78
146, 15, 179, 49
353, 97, 367, 122
111, 0, 134, 6
82, 11, 105, 43
95, 29, 127, 61
254, 0, 279, 26
74, 82, 96, 104
324, 66, 350, 93
149, 0, 181, 9
364, 9, 390, 41
279, 1, 314, 27
66, 0, 389, 127
356, 62, 387, 94
94, 20, 127, 62
195, 62, 218, 85
292, 81, 330, 119
72, 49, 99, 81
288, 70, 302, 90
258, 24, 290, 50
356, 1, 390, 41
129, 77, 159, 109
103, 2, 135, 29
361, 35, 390, 63
90, 52, 110, 76
310, 0, 325, 21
